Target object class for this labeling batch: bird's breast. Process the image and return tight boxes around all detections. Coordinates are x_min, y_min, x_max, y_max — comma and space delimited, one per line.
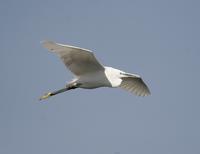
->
104, 67, 122, 87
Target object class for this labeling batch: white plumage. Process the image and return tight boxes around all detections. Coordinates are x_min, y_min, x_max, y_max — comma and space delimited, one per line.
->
40, 41, 150, 100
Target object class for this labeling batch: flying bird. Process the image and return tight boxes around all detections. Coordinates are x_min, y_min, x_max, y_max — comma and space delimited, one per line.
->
39, 41, 150, 100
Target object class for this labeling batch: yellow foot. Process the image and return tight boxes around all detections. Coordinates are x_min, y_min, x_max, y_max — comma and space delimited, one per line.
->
39, 92, 52, 100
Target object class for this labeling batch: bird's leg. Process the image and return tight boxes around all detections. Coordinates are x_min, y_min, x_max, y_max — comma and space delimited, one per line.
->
39, 83, 80, 100
39, 87, 68, 100
66, 82, 81, 89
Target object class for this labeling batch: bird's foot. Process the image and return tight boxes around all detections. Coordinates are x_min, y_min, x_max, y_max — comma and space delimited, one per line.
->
39, 92, 52, 100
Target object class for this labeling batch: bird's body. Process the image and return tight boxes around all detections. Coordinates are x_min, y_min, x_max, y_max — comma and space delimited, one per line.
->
74, 67, 123, 89
39, 41, 150, 100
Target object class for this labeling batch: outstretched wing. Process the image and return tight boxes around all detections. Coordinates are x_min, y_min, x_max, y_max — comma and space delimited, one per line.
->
120, 75, 150, 96
42, 41, 104, 76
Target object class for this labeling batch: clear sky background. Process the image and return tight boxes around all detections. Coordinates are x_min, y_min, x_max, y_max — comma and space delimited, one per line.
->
1, 0, 200, 154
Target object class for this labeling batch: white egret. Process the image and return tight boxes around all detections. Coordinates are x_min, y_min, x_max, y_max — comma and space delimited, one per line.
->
39, 41, 150, 100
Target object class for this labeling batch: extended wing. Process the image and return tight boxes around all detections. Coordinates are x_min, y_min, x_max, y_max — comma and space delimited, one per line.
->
120, 74, 150, 96
42, 41, 104, 76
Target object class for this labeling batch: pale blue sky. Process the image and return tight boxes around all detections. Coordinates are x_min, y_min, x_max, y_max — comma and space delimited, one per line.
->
1, 0, 200, 154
